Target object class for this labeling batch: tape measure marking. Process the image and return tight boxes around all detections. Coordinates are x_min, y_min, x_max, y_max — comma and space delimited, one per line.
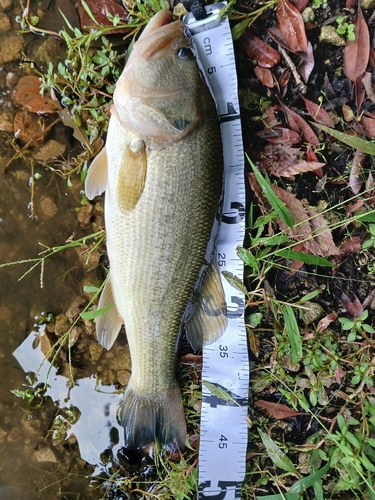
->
184, 5, 249, 499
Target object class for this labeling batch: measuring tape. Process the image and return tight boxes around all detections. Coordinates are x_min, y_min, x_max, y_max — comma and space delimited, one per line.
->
184, 5, 248, 499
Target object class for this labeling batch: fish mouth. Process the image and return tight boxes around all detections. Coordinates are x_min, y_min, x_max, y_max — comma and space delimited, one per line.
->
136, 10, 187, 58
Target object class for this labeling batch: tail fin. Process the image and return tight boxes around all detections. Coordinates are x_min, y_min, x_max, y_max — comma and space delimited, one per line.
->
118, 382, 187, 451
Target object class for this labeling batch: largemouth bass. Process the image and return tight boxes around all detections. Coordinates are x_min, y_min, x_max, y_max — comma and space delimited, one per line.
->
85, 10, 227, 451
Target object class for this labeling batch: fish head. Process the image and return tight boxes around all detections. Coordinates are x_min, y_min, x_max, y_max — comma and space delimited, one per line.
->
114, 10, 205, 144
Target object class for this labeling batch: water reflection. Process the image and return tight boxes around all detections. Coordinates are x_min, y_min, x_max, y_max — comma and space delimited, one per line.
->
13, 328, 124, 467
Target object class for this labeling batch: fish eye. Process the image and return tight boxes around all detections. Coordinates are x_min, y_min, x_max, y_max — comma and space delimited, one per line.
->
177, 47, 194, 60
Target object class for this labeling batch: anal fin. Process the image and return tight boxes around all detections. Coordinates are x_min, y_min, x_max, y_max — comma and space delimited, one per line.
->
185, 261, 228, 352
96, 272, 124, 350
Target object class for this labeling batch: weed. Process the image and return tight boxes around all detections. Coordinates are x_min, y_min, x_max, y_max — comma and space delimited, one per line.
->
336, 15, 355, 41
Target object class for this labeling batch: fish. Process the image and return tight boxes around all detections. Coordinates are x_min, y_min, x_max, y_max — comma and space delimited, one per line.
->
85, 9, 227, 451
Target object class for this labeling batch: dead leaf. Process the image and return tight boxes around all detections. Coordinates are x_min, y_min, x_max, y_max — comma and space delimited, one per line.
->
353, 76, 366, 114
343, 4, 370, 81
254, 400, 307, 419
349, 150, 365, 195
301, 96, 334, 127
361, 116, 375, 139
335, 366, 345, 384
280, 102, 320, 145
279, 67, 292, 88
317, 313, 337, 332
13, 111, 45, 145
272, 185, 339, 256
297, 41, 315, 83
240, 32, 280, 68
277, 0, 308, 54
13, 76, 62, 114
333, 236, 361, 267
254, 66, 274, 88
362, 72, 375, 103
256, 128, 301, 145
77, 0, 131, 34
255, 144, 325, 176
290, 0, 309, 11
264, 105, 282, 128
341, 292, 363, 318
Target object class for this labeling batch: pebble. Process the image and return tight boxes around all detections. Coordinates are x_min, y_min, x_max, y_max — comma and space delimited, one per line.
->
7, 426, 22, 442
362, 0, 375, 8
0, 12, 11, 31
302, 301, 324, 325
0, 112, 13, 132
54, 314, 71, 337
39, 196, 58, 218
34, 445, 57, 463
0, 0, 12, 11
0, 34, 26, 63
319, 25, 346, 47
34, 139, 66, 161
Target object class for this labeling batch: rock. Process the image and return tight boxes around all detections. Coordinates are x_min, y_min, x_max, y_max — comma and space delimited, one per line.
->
89, 342, 103, 361
34, 37, 66, 69
319, 26, 346, 47
54, 314, 71, 337
77, 202, 93, 227
280, 355, 301, 372
0, 12, 11, 31
302, 301, 324, 325
302, 7, 314, 23
0, 427, 7, 443
34, 445, 57, 463
361, 0, 375, 8
7, 427, 22, 442
117, 369, 130, 387
109, 348, 131, 372
0, 34, 26, 63
34, 139, 66, 161
0, 0, 12, 11
39, 196, 58, 218
68, 325, 83, 347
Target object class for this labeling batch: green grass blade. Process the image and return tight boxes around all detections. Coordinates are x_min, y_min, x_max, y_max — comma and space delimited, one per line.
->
259, 429, 297, 473
289, 463, 330, 493
314, 123, 375, 155
274, 249, 334, 267
247, 155, 294, 228
80, 304, 114, 320
283, 305, 302, 363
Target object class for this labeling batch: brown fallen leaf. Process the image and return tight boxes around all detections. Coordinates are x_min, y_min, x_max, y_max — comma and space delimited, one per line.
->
254, 399, 307, 419
254, 66, 274, 88
256, 128, 301, 145
301, 95, 334, 127
280, 102, 320, 145
240, 32, 280, 68
13, 76, 62, 114
332, 236, 361, 267
341, 292, 363, 318
277, 0, 308, 54
343, 4, 370, 81
272, 185, 339, 256
317, 313, 338, 333
13, 111, 45, 145
361, 116, 375, 139
77, 0, 131, 34
297, 41, 315, 83
290, 0, 309, 11
362, 72, 375, 103
349, 150, 365, 195
255, 144, 325, 176
263, 105, 282, 128
353, 76, 366, 114
267, 26, 291, 52
279, 67, 292, 89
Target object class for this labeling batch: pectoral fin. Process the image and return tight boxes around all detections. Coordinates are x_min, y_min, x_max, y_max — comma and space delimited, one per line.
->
96, 273, 124, 350
85, 147, 108, 199
185, 262, 228, 352
117, 139, 147, 213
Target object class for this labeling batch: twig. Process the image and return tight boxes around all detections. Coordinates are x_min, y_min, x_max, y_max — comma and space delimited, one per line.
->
278, 46, 307, 94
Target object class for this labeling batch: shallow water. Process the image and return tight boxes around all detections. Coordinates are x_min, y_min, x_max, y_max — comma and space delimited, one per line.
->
0, 4, 126, 499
